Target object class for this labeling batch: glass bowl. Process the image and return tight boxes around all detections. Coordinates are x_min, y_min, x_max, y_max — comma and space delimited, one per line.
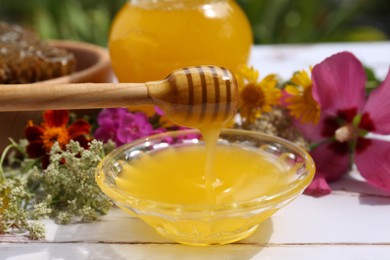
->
95, 129, 315, 246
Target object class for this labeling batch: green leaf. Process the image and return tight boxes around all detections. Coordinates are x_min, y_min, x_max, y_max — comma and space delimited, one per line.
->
364, 66, 381, 95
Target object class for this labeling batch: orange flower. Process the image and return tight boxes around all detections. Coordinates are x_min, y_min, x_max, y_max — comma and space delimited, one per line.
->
285, 69, 320, 124
237, 66, 281, 123
24, 110, 91, 168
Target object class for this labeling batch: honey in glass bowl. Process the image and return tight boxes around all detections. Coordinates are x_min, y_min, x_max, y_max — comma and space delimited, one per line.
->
109, 0, 253, 83
96, 129, 316, 246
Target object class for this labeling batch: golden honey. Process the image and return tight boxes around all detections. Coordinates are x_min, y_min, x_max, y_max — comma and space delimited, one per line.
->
114, 143, 291, 244
116, 144, 289, 205
96, 128, 315, 245
109, 0, 252, 83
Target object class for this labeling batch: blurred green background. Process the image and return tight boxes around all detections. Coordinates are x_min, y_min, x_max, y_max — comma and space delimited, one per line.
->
1, 0, 389, 46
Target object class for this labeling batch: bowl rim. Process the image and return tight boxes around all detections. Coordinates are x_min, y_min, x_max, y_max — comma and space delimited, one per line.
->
96, 129, 316, 215
36, 39, 111, 84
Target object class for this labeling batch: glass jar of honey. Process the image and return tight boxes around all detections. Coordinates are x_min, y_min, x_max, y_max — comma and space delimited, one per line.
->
109, 0, 253, 83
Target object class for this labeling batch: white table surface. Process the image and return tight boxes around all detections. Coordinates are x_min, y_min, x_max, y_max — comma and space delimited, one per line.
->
2, 42, 390, 260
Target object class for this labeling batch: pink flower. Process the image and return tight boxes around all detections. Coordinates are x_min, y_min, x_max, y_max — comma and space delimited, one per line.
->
117, 112, 165, 145
94, 108, 128, 145
94, 108, 166, 146
296, 52, 390, 196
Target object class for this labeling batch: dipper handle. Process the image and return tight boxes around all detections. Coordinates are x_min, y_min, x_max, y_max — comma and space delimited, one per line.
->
0, 82, 151, 111
0, 66, 239, 126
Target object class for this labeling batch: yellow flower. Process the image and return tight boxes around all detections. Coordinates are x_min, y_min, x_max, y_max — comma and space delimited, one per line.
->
285, 69, 320, 124
237, 66, 281, 123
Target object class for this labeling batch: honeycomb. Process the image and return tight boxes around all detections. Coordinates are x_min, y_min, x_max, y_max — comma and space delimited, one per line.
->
0, 22, 75, 84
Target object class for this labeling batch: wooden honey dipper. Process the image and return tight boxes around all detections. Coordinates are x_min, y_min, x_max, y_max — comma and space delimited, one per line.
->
0, 66, 238, 127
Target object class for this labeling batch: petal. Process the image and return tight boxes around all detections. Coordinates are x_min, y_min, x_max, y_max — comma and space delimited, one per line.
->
97, 108, 128, 126
26, 141, 46, 158
312, 52, 366, 114
24, 125, 44, 141
97, 109, 115, 125
97, 116, 115, 129
68, 119, 91, 138
94, 127, 121, 146
363, 68, 390, 134
294, 120, 324, 143
133, 112, 150, 124
154, 106, 165, 116
293, 111, 332, 142
73, 136, 91, 149
117, 128, 141, 143
43, 110, 69, 127
310, 142, 350, 182
94, 127, 112, 142
41, 155, 50, 169
304, 173, 332, 197
355, 138, 390, 191
279, 89, 291, 107
119, 113, 136, 126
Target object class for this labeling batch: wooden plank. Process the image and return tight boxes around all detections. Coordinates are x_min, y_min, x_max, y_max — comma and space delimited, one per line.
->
40, 172, 390, 245
2, 170, 390, 246
2, 243, 390, 260
250, 42, 390, 79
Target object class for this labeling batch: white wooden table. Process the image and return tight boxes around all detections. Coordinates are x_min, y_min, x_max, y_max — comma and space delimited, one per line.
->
2, 42, 390, 260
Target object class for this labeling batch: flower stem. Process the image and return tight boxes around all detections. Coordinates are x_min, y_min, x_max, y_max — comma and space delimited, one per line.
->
0, 143, 14, 181
308, 138, 332, 151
